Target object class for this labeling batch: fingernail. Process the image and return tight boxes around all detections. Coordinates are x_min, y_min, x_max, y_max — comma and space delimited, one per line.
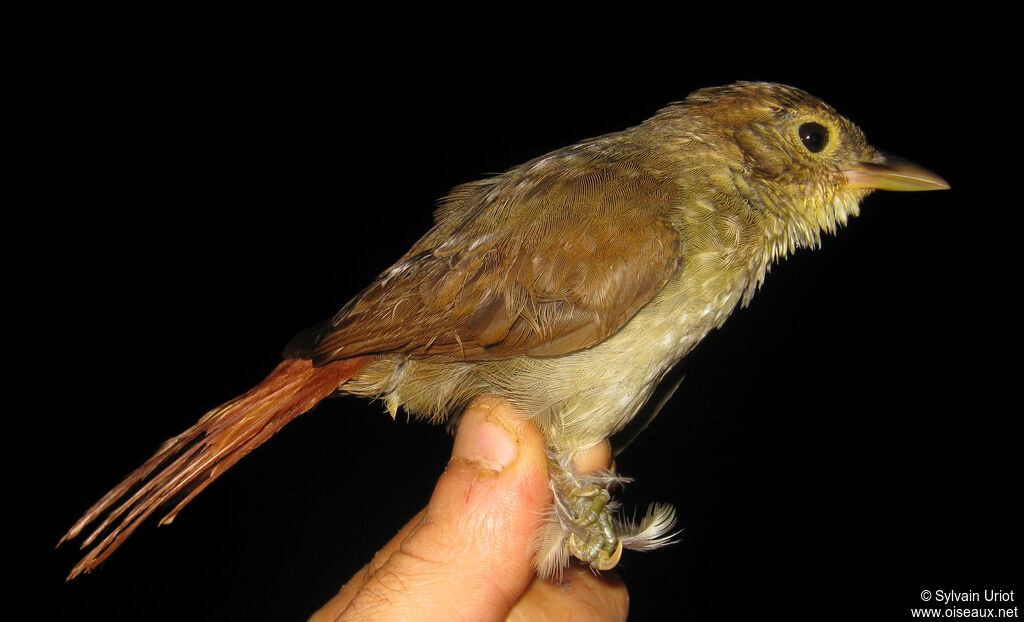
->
451, 407, 517, 472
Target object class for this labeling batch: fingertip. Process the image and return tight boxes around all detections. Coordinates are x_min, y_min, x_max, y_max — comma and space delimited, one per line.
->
450, 396, 521, 471
572, 439, 613, 474
454, 395, 548, 470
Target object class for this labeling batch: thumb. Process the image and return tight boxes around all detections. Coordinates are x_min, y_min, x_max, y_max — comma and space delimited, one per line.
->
334, 396, 551, 621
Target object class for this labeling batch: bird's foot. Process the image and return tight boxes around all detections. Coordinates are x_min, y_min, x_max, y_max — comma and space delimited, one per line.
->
532, 461, 679, 578
566, 484, 623, 570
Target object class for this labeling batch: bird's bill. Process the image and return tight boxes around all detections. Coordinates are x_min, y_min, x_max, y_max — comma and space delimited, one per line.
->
842, 156, 950, 191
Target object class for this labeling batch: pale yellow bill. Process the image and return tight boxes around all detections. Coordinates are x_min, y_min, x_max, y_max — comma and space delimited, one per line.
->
843, 155, 950, 192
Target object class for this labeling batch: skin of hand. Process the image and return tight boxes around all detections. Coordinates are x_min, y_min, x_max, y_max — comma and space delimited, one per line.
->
309, 395, 628, 622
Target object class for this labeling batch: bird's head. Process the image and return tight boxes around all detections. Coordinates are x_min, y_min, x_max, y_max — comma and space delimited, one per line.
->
656, 82, 949, 260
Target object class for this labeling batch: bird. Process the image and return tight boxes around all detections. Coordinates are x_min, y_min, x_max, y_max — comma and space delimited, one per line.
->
58, 81, 949, 580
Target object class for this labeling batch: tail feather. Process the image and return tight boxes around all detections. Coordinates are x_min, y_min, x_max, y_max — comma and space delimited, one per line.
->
58, 356, 369, 580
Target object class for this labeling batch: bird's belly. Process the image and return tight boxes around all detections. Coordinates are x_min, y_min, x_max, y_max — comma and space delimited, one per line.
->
519, 278, 746, 450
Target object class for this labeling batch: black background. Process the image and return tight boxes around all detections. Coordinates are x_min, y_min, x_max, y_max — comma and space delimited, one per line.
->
14, 5, 1019, 621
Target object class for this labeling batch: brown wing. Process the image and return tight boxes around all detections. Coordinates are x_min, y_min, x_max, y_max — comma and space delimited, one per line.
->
291, 148, 684, 364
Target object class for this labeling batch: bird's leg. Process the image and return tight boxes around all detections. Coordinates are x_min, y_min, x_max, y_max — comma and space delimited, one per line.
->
534, 449, 630, 576
565, 484, 623, 570
531, 447, 679, 578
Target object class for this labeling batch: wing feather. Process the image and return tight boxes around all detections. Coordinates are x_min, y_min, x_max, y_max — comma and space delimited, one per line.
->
288, 145, 684, 363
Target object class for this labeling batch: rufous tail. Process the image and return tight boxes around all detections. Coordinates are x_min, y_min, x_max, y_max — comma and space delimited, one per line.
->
58, 356, 370, 580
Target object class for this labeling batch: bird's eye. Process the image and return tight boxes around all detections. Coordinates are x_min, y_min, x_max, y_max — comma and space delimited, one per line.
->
798, 122, 829, 153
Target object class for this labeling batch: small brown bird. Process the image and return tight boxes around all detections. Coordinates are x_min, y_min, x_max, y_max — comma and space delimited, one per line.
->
59, 82, 948, 579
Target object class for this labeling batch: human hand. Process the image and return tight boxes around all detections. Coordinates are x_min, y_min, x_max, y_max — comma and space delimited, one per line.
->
309, 395, 629, 621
